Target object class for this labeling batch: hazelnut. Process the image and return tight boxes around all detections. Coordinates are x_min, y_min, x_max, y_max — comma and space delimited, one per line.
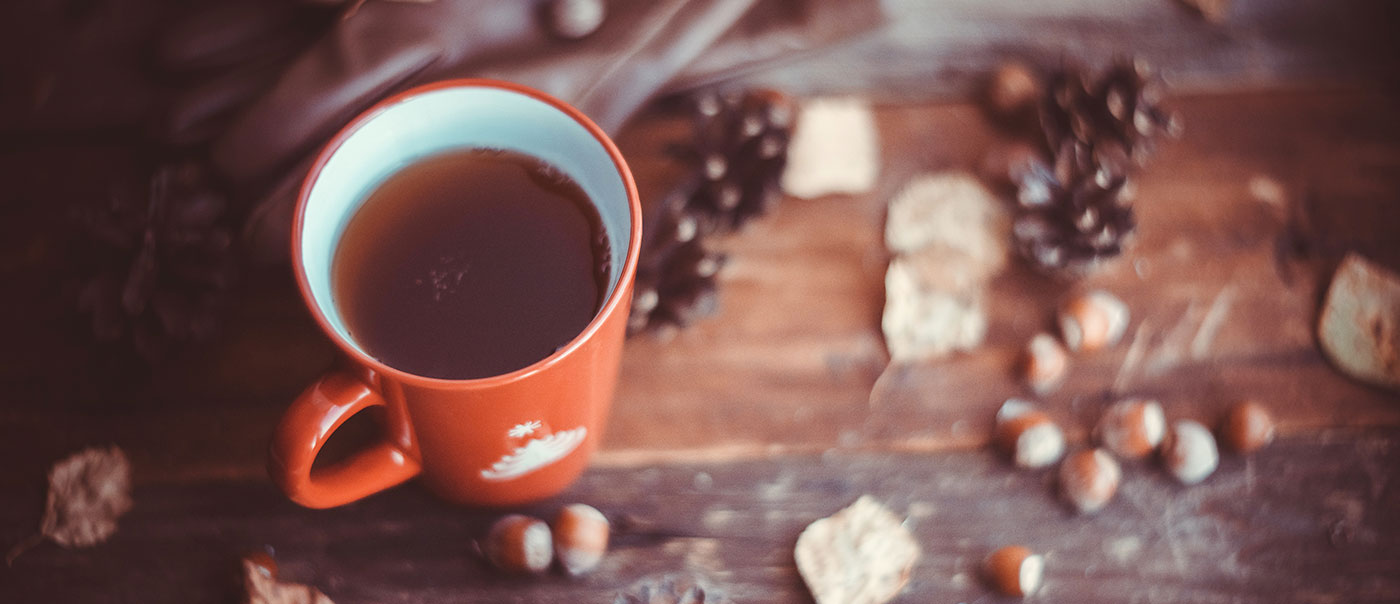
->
985, 62, 1042, 117
1162, 419, 1219, 484
1059, 449, 1121, 514
483, 514, 553, 574
1023, 333, 1069, 394
994, 399, 1066, 469
983, 544, 1044, 597
1096, 398, 1166, 459
1219, 400, 1275, 453
553, 503, 609, 576
546, 0, 606, 40
1058, 290, 1130, 352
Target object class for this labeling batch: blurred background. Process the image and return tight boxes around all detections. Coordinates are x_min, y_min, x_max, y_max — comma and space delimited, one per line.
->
1, 0, 1398, 602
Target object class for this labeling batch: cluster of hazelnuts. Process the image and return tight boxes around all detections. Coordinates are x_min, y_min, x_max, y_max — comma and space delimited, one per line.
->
1020, 289, 1130, 394
997, 396, 1275, 509
980, 289, 1278, 598
983, 398, 1273, 598
480, 503, 610, 577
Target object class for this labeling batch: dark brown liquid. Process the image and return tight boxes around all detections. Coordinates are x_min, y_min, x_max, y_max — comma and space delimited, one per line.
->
332, 148, 609, 379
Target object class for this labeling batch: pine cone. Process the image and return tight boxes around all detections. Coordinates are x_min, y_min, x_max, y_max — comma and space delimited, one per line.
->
628, 88, 794, 335
1011, 151, 1135, 274
1039, 58, 1181, 180
627, 187, 727, 336
1000, 58, 1179, 275
682, 88, 795, 234
72, 162, 238, 359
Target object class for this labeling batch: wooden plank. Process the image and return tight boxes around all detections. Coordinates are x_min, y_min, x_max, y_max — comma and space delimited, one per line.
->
710, 0, 1400, 100
1, 430, 1396, 602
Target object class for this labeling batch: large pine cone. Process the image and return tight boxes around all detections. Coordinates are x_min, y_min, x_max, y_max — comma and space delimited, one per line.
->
998, 58, 1180, 275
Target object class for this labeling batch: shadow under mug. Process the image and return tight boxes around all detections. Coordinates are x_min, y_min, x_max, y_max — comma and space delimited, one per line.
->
271, 79, 641, 509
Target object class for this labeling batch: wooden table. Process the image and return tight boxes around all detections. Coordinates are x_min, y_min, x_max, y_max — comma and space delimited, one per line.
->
2, 1, 1399, 602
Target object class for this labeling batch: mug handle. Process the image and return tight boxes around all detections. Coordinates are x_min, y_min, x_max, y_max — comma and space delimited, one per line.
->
269, 369, 421, 508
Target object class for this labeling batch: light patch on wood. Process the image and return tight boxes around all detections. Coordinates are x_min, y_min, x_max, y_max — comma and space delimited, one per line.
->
1103, 535, 1143, 565
703, 508, 738, 531
1145, 299, 1206, 375
1190, 285, 1236, 360
684, 538, 728, 576
1248, 174, 1288, 209
1113, 321, 1153, 393
907, 501, 937, 519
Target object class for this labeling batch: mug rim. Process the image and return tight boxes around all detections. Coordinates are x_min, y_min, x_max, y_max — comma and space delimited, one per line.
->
290, 78, 642, 389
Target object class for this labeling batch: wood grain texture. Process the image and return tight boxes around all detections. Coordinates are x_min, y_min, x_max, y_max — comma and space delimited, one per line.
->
1, 431, 1396, 603
715, 0, 1400, 100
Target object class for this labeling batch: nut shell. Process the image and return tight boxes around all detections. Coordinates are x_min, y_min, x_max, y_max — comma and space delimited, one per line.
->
553, 503, 610, 576
983, 545, 1044, 597
1096, 398, 1166, 459
994, 399, 1065, 469
1162, 419, 1220, 484
1059, 449, 1121, 514
1219, 400, 1275, 453
1059, 290, 1130, 352
484, 514, 553, 574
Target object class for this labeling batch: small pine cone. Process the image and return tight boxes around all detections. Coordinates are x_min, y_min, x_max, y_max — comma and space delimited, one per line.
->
628, 233, 726, 335
684, 88, 795, 232
628, 88, 794, 336
72, 161, 238, 359
627, 186, 728, 335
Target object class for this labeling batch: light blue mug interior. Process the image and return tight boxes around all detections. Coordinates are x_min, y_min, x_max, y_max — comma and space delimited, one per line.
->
298, 85, 632, 356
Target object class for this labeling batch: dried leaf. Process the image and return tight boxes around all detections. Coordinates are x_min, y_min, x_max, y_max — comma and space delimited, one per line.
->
1318, 253, 1400, 391
42, 447, 133, 548
9, 447, 133, 564
781, 97, 879, 199
882, 255, 988, 362
795, 496, 920, 604
244, 558, 335, 604
881, 173, 1008, 362
884, 172, 1008, 273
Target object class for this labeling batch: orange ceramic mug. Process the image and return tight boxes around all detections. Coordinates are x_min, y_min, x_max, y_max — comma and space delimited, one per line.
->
271, 79, 641, 509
